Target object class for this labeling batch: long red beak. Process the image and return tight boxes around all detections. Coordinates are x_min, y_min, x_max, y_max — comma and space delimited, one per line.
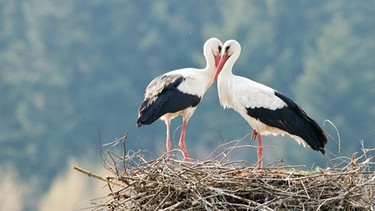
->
213, 54, 230, 82
214, 55, 220, 67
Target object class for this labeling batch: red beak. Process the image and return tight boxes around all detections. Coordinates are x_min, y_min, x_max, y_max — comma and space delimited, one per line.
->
214, 55, 220, 67
213, 54, 230, 82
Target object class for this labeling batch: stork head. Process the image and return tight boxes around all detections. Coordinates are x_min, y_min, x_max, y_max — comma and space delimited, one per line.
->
203, 38, 223, 68
212, 40, 241, 82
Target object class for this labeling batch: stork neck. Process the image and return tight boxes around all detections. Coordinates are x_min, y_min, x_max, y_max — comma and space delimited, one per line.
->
217, 55, 236, 91
218, 65, 234, 85
204, 54, 217, 80
219, 56, 235, 79
217, 64, 235, 108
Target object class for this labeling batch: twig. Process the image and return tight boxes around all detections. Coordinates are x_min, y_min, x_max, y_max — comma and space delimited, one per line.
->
72, 165, 124, 187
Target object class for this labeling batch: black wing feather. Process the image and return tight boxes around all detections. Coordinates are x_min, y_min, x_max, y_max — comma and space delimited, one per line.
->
246, 91, 327, 154
137, 74, 201, 126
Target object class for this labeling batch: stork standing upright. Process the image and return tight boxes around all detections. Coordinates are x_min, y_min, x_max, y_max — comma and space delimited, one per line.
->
213, 40, 327, 168
137, 38, 222, 163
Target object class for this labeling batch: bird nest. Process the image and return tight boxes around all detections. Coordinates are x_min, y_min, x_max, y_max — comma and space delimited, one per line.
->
75, 133, 375, 210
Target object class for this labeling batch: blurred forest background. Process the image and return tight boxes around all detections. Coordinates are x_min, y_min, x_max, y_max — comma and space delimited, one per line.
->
1, 0, 374, 210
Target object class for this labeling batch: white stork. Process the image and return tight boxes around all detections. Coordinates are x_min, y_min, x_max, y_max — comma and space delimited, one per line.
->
213, 40, 327, 168
137, 38, 223, 163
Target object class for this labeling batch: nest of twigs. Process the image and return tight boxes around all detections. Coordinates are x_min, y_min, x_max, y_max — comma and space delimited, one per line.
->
75, 133, 375, 210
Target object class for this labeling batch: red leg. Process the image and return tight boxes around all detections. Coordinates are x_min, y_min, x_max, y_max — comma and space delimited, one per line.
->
179, 120, 192, 165
165, 119, 171, 161
257, 133, 263, 168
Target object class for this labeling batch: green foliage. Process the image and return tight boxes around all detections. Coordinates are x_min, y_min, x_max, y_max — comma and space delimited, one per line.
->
295, 10, 375, 153
0, 1, 374, 209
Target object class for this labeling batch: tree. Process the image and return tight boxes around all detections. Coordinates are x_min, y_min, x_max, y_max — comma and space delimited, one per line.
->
295, 13, 375, 154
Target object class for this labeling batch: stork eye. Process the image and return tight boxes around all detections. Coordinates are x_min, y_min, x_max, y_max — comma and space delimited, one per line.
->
225, 45, 231, 53
218, 45, 222, 53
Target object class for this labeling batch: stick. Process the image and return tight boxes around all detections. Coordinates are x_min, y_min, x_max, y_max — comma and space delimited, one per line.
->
73, 165, 124, 187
